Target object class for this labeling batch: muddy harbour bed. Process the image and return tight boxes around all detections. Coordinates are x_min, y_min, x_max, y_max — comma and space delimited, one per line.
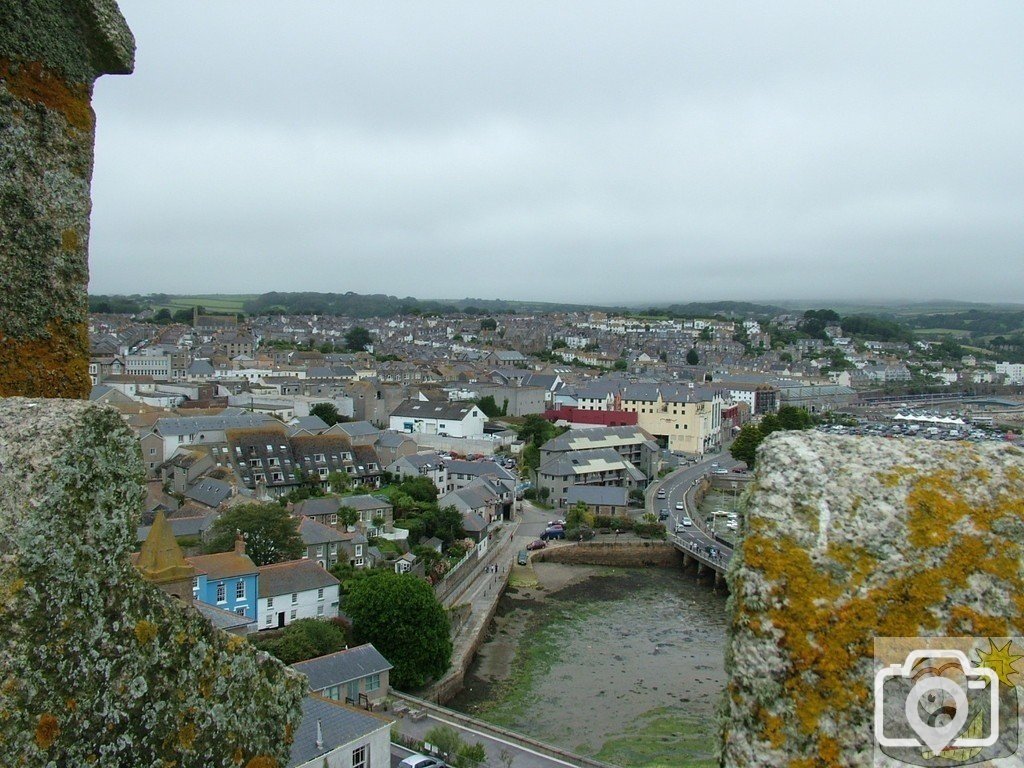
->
447, 562, 728, 768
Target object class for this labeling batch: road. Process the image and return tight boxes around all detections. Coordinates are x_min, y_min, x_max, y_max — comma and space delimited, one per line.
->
650, 451, 746, 568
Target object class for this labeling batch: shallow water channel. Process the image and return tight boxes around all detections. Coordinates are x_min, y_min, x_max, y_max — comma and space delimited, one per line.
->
448, 563, 728, 767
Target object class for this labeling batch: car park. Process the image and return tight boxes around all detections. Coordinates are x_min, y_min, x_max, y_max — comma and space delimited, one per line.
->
517, 550, 529, 566
527, 539, 547, 551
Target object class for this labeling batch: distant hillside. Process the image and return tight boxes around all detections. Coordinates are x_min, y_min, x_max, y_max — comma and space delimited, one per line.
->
643, 301, 790, 319
241, 292, 615, 317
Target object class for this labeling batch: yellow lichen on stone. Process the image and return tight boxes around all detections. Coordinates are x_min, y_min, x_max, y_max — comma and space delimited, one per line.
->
134, 619, 158, 645
177, 722, 197, 751
244, 758, 279, 768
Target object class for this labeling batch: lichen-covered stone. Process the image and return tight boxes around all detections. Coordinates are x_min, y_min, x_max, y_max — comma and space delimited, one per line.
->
721, 432, 1024, 767
0, 398, 304, 767
0, 1, 134, 398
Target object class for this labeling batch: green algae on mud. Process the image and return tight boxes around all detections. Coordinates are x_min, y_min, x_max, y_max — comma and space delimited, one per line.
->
450, 564, 727, 767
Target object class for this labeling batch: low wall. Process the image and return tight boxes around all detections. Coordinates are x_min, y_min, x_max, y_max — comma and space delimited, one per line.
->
408, 433, 513, 455
532, 541, 682, 567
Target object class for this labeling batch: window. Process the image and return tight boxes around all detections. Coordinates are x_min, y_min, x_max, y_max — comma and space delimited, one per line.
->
352, 745, 367, 768
291, 592, 298, 604
354, 557, 364, 567
317, 588, 324, 601
329, 513, 338, 525
235, 581, 245, 600
316, 545, 324, 556
265, 613, 272, 625
316, 604, 324, 617
149, 448, 156, 455
267, 596, 273, 608
290, 609, 297, 620
366, 673, 381, 692
215, 582, 226, 603
235, 607, 246, 616
192, 577, 199, 595
355, 545, 363, 557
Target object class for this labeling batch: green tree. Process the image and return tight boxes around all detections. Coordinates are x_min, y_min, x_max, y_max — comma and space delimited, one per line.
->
613, 359, 628, 371
250, 618, 348, 665
699, 327, 713, 341
397, 475, 439, 503
345, 571, 452, 689
480, 317, 497, 331
309, 402, 340, 426
476, 395, 502, 418
521, 443, 541, 473
327, 470, 350, 493
423, 505, 465, 547
344, 326, 372, 352
777, 405, 814, 431
205, 503, 303, 566
686, 348, 699, 365
338, 505, 360, 530
566, 501, 592, 531
153, 308, 173, 324
729, 424, 762, 467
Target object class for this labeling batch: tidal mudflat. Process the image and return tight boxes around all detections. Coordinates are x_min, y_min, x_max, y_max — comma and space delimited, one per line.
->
449, 562, 728, 767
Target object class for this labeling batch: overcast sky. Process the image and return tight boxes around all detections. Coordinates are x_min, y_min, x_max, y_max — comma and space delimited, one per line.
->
89, 1, 1024, 305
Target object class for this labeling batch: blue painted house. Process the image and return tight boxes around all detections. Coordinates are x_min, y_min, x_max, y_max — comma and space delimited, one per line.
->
187, 537, 259, 622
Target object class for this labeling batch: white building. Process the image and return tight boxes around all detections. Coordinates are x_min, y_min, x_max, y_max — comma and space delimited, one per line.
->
388, 399, 487, 438
257, 560, 341, 631
996, 362, 1024, 385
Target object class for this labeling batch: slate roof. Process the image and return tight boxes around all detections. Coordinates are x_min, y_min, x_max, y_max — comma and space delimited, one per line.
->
293, 497, 344, 518
538, 447, 636, 478
389, 399, 481, 421
342, 494, 392, 512
445, 460, 514, 481
193, 600, 255, 632
290, 643, 393, 692
287, 695, 390, 767
258, 560, 339, 599
185, 477, 232, 508
290, 415, 329, 432
156, 413, 276, 436
541, 425, 652, 453
298, 516, 346, 545
337, 421, 380, 438
565, 485, 629, 507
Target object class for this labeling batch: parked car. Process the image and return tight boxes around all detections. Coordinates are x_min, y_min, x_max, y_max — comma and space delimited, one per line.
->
541, 527, 566, 540
399, 756, 448, 768
731, 466, 745, 473
712, 468, 728, 475
547, 520, 566, 528
517, 550, 529, 566
527, 539, 547, 551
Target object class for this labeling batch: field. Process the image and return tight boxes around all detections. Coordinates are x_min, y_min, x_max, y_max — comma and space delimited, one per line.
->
150, 295, 256, 313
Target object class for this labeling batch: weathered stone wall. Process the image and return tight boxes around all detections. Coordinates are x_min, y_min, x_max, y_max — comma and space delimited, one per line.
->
0, 399, 305, 766
722, 432, 1024, 767
532, 541, 681, 568
0, 1, 134, 398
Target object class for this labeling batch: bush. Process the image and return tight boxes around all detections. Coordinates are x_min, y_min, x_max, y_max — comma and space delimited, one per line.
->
633, 521, 667, 539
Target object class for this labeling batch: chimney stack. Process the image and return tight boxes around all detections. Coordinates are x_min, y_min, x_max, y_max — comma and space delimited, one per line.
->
234, 531, 246, 555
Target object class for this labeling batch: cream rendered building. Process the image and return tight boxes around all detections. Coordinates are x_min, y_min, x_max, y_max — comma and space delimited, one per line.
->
619, 384, 723, 455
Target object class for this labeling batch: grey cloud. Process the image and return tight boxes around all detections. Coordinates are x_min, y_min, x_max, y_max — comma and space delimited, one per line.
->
88, 1, 1024, 304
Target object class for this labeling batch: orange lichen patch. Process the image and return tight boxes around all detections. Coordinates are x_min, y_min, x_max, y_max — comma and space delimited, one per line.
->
35, 713, 59, 749
740, 466, 1024, 757
0, 60, 94, 132
244, 758, 279, 768
61, 229, 80, 251
0, 321, 89, 399
760, 711, 786, 749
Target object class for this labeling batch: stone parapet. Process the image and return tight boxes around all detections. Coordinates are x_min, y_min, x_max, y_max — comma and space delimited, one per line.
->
0, 1, 134, 398
722, 432, 1024, 767
0, 398, 304, 766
